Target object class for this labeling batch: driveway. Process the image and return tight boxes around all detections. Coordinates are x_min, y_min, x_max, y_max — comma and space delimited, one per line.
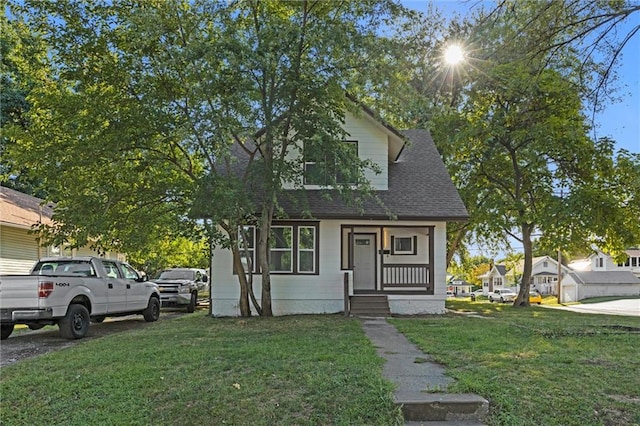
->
547, 298, 640, 317
0, 303, 208, 368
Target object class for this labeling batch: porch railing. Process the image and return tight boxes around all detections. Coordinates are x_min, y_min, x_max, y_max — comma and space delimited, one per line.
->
382, 264, 431, 292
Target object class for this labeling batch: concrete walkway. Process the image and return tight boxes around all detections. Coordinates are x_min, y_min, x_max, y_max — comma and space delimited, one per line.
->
361, 317, 488, 425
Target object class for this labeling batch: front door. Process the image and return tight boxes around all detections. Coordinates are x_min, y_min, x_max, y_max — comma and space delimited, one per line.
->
353, 234, 376, 291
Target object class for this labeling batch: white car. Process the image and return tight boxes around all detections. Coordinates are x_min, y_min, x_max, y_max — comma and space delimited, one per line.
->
470, 289, 484, 301
488, 289, 517, 303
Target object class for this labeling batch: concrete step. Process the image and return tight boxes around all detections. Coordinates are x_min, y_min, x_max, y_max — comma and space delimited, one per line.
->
350, 295, 391, 315
395, 392, 489, 423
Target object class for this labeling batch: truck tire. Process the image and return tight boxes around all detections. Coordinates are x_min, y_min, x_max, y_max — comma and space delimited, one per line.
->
1, 324, 14, 340
143, 297, 160, 322
59, 304, 90, 339
186, 292, 197, 313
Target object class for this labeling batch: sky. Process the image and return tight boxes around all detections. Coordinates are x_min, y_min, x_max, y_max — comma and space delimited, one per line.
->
403, 0, 640, 155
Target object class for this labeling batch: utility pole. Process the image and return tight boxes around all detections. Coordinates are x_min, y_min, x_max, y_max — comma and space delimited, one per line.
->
557, 249, 562, 304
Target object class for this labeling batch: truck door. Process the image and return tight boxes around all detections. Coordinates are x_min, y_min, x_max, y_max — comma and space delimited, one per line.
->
102, 260, 128, 313
119, 263, 148, 311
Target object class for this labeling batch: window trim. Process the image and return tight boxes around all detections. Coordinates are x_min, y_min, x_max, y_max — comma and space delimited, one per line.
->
297, 226, 317, 274
235, 222, 320, 276
390, 235, 417, 255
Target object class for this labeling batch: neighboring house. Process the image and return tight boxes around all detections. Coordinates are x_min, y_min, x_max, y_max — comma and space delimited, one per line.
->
586, 249, 640, 278
479, 264, 508, 294
447, 278, 472, 295
0, 186, 123, 274
561, 271, 640, 302
478, 256, 572, 295
211, 107, 468, 316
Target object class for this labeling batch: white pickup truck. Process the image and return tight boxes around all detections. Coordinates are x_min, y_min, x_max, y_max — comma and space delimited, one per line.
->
0, 257, 161, 340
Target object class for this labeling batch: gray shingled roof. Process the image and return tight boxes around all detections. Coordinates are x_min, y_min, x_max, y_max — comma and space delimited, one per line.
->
276, 129, 468, 221
495, 265, 508, 276
568, 271, 640, 285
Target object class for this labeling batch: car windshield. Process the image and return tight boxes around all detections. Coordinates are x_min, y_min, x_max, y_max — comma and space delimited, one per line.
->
157, 270, 195, 280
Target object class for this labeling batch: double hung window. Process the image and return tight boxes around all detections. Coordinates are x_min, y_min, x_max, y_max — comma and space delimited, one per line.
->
238, 223, 318, 275
304, 141, 358, 185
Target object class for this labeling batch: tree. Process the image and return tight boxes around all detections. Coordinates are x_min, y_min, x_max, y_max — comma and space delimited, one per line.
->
6, 0, 411, 316
401, 1, 640, 306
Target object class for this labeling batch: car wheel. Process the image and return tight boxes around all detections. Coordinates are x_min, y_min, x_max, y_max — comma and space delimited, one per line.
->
59, 304, 90, 339
1, 324, 14, 340
143, 297, 160, 322
186, 292, 197, 313
91, 316, 106, 323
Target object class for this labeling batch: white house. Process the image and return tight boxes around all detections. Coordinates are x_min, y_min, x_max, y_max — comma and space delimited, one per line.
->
584, 249, 640, 277
211, 107, 468, 316
479, 264, 508, 294
0, 186, 123, 274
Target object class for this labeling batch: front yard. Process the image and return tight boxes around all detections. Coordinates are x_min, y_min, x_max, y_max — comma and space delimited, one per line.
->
1, 301, 639, 425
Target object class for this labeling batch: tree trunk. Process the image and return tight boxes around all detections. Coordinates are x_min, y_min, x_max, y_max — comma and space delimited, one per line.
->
231, 246, 251, 317
258, 203, 275, 317
514, 223, 533, 306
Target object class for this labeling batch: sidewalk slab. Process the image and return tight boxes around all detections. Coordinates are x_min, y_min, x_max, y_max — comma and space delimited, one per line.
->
360, 317, 489, 424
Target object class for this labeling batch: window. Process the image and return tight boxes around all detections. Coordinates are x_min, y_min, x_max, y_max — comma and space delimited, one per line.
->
304, 141, 358, 185
237, 223, 319, 275
270, 226, 293, 272
121, 264, 139, 280
632, 257, 638, 267
543, 261, 548, 267
596, 258, 604, 268
103, 261, 122, 278
298, 226, 316, 273
391, 236, 417, 255
238, 226, 256, 273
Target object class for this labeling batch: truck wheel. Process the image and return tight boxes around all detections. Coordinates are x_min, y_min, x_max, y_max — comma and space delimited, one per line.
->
186, 292, 197, 313
91, 316, 106, 323
143, 297, 160, 322
28, 324, 45, 330
1, 324, 14, 340
59, 304, 90, 339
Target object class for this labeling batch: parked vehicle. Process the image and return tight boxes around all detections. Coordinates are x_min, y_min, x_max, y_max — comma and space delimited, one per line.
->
529, 290, 542, 305
152, 268, 208, 313
488, 289, 517, 303
0, 257, 160, 340
446, 291, 455, 298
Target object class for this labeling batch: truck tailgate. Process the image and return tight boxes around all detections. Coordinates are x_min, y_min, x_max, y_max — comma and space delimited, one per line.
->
0, 276, 42, 310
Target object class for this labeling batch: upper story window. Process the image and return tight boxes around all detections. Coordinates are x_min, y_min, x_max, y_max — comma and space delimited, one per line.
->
595, 257, 604, 268
304, 141, 358, 185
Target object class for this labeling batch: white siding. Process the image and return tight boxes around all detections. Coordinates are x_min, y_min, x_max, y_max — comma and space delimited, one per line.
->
343, 113, 389, 190
281, 112, 391, 191
0, 226, 40, 274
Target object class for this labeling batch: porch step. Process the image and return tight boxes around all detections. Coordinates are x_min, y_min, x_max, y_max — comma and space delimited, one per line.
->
396, 392, 489, 423
350, 295, 391, 316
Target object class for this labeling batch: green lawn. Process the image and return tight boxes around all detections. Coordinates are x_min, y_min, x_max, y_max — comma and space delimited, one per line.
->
391, 299, 640, 426
0, 315, 402, 426
1, 302, 639, 426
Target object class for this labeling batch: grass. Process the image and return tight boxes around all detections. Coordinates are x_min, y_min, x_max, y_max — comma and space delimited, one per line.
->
2, 301, 639, 425
0, 314, 402, 426
391, 299, 640, 426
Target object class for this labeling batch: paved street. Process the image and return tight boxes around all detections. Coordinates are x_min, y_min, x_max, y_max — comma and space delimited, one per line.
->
548, 298, 640, 317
